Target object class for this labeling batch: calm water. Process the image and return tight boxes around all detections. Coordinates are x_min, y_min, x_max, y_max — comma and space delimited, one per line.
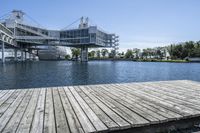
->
0, 61, 200, 89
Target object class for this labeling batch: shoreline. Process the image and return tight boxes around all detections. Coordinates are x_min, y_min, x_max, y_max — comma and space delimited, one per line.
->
88, 58, 194, 63
3, 58, 200, 63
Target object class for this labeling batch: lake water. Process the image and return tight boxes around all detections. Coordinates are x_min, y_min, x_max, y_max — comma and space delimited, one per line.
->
0, 61, 200, 89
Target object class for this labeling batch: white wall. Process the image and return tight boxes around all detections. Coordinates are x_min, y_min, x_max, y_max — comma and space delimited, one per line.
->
0, 51, 21, 59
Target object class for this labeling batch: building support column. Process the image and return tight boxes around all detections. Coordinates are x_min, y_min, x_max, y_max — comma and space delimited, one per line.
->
25, 51, 27, 60
28, 49, 31, 60
36, 50, 39, 56
81, 46, 88, 62
14, 49, 18, 61
2, 41, 5, 63
29, 52, 31, 60
21, 49, 24, 61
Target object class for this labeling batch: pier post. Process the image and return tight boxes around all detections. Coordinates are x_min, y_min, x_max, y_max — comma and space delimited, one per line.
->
81, 46, 88, 62
1, 41, 5, 63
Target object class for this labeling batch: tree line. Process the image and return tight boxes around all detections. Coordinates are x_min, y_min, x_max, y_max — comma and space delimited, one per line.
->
68, 48, 116, 60
123, 41, 200, 60
167, 41, 200, 59
67, 40, 200, 60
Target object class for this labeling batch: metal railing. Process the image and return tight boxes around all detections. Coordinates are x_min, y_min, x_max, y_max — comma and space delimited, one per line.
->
16, 23, 51, 39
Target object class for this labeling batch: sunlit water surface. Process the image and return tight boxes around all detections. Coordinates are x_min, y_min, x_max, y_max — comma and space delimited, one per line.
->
0, 61, 200, 89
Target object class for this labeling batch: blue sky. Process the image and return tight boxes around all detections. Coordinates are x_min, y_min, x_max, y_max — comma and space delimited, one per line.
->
1, 0, 200, 51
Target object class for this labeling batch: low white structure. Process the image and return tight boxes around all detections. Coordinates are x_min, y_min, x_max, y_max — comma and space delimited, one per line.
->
188, 57, 200, 62
38, 46, 67, 60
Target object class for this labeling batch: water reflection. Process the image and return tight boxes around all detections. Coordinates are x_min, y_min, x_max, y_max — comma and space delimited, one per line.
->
0, 61, 200, 89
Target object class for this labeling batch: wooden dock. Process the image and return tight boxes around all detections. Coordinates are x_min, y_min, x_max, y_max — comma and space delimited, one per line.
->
0, 80, 200, 133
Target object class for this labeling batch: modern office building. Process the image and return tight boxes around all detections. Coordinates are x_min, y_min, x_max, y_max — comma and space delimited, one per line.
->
0, 10, 119, 62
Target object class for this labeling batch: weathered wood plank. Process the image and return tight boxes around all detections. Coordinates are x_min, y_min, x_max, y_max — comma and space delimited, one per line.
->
151, 81, 200, 97
113, 84, 189, 117
58, 87, 84, 133
143, 82, 200, 107
0, 90, 16, 107
120, 83, 200, 117
106, 84, 182, 120
75, 86, 119, 130
44, 88, 56, 133
0, 89, 27, 132
2, 89, 33, 133
0, 90, 9, 99
185, 80, 200, 86
16, 89, 41, 133
156, 80, 200, 93
79, 86, 131, 129
64, 86, 96, 133
52, 88, 70, 133
0, 90, 20, 117
147, 82, 200, 100
100, 84, 177, 121
167, 80, 200, 91
30, 88, 46, 133
0, 80, 200, 133
87, 85, 152, 125
69, 86, 108, 132
133, 83, 200, 113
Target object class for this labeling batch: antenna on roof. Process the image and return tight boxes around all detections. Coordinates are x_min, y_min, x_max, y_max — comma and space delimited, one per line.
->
79, 17, 89, 29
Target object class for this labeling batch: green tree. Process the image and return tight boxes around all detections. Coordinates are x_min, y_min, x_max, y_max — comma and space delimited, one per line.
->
142, 49, 148, 59
65, 54, 71, 60
125, 49, 133, 58
191, 47, 200, 57
133, 48, 140, 59
96, 50, 101, 58
101, 49, 109, 58
156, 50, 162, 59
71, 48, 80, 60
184, 41, 195, 57
168, 41, 199, 59
196, 41, 200, 48
117, 52, 124, 58
109, 50, 116, 58
88, 50, 95, 58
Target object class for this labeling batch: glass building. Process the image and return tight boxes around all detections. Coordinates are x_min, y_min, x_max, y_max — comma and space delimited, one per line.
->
2, 10, 119, 61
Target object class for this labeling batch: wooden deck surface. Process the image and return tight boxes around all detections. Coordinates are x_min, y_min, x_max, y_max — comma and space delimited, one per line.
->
0, 80, 200, 133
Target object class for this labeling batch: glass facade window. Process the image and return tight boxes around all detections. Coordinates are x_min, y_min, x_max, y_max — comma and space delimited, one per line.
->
90, 34, 96, 43
60, 29, 89, 39
60, 29, 90, 45
5, 22, 117, 47
95, 29, 111, 46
